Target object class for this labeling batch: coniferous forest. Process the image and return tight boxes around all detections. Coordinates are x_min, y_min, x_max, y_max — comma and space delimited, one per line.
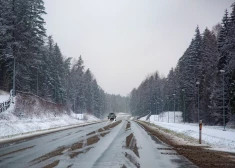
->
0, 0, 128, 118
130, 3, 235, 125
1, 0, 235, 125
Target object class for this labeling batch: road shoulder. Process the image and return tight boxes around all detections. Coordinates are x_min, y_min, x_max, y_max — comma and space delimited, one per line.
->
137, 121, 235, 168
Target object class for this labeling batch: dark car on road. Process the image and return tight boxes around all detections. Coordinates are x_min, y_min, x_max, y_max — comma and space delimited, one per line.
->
108, 113, 116, 121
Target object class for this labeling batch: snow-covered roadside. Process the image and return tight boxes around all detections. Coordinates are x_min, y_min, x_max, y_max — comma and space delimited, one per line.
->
0, 119, 100, 145
139, 111, 182, 123
0, 91, 11, 112
0, 113, 100, 139
139, 112, 235, 153
0, 91, 101, 141
0, 90, 9, 98
0, 95, 10, 103
0, 115, 98, 139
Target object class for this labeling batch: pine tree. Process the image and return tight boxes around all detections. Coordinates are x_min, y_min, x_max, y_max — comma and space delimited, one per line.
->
227, 3, 235, 115
130, 88, 138, 115
218, 9, 229, 70
91, 79, 100, 116
83, 69, 93, 113
0, 0, 14, 91
200, 28, 219, 124
0, 0, 46, 93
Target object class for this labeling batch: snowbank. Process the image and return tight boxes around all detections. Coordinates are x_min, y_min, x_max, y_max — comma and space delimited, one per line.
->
138, 111, 235, 152
0, 114, 81, 138
0, 90, 9, 96
148, 116, 235, 152
0, 112, 101, 138
117, 112, 129, 115
0, 92, 100, 139
0, 95, 10, 103
139, 111, 183, 123
0, 90, 10, 105
70, 113, 100, 122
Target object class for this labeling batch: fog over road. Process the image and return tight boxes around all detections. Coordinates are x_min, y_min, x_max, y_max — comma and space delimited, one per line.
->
0, 114, 196, 168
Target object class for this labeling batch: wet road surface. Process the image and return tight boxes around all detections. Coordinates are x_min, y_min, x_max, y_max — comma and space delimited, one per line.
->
0, 115, 197, 168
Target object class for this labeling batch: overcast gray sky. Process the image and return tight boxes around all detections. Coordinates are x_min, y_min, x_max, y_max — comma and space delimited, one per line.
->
44, 0, 234, 96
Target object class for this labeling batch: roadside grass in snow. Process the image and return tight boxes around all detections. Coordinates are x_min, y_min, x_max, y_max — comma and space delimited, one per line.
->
138, 121, 235, 168
0, 92, 100, 139
139, 112, 235, 152
148, 122, 200, 145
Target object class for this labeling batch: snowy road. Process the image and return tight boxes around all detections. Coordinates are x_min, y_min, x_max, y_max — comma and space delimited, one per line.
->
0, 116, 196, 168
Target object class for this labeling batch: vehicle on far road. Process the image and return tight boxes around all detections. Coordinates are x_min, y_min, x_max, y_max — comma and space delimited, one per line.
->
108, 113, 116, 121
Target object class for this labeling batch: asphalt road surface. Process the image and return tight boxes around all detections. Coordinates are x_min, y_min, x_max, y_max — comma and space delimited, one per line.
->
0, 114, 197, 168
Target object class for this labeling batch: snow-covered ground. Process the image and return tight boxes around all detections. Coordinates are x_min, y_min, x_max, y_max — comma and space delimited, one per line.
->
0, 91, 101, 139
0, 90, 10, 103
140, 111, 235, 153
0, 112, 100, 139
139, 111, 182, 123
116, 112, 131, 118
70, 113, 100, 122
0, 95, 10, 103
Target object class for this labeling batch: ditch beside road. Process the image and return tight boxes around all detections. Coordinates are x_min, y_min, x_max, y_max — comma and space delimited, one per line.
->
137, 121, 235, 168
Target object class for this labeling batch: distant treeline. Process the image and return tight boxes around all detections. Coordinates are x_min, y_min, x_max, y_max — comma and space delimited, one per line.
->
130, 3, 235, 125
